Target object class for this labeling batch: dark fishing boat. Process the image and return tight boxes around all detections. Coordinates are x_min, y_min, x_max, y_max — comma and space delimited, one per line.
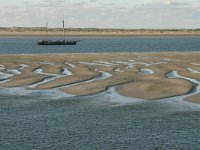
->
37, 40, 79, 45
37, 18, 80, 46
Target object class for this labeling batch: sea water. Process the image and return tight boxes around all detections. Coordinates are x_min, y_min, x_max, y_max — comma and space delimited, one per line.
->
0, 95, 200, 149
0, 36, 200, 54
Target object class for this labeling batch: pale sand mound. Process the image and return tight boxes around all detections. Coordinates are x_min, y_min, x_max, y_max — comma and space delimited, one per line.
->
186, 94, 200, 104
117, 79, 193, 100
3, 75, 47, 87
42, 64, 62, 74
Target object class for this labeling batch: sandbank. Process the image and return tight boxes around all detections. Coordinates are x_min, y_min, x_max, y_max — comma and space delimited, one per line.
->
0, 52, 200, 104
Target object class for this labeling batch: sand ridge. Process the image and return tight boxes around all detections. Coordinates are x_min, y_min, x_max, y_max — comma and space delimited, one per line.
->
0, 52, 200, 103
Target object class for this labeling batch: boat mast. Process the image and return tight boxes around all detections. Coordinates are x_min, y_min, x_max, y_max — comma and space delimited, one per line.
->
46, 18, 48, 41
62, 16, 66, 41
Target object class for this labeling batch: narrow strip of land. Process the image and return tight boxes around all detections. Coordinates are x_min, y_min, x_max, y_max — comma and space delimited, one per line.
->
1, 28, 200, 36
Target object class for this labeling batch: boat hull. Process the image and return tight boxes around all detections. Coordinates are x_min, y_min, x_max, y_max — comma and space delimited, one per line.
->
37, 40, 79, 45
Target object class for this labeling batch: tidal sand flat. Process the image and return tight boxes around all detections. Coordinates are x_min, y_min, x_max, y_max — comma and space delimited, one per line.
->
0, 52, 200, 104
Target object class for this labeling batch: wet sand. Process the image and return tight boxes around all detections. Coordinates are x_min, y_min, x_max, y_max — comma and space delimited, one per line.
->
0, 52, 200, 104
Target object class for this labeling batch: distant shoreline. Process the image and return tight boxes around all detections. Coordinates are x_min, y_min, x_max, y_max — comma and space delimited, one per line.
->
1, 28, 200, 36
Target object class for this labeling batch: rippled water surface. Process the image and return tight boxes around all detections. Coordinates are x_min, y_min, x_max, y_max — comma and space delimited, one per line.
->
0, 36, 200, 54
1, 95, 200, 150
1, 36, 200, 149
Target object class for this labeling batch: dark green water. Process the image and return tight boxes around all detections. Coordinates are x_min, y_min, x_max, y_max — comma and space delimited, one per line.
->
1, 95, 200, 150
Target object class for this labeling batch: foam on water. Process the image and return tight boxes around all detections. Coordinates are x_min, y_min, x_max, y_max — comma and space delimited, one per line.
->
97, 71, 112, 80
160, 71, 200, 110
30, 68, 73, 88
65, 62, 76, 68
0, 72, 13, 79
0, 87, 74, 99
0, 87, 38, 96
25, 88, 75, 99
33, 68, 44, 74
33, 68, 58, 76
187, 67, 200, 73
61, 71, 112, 89
94, 61, 117, 66
80, 62, 115, 67
19, 64, 29, 69
135, 62, 152, 66
113, 60, 165, 69
0, 64, 5, 70
0, 69, 112, 99
27, 76, 58, 88
40, 61, 55, 65
62, 68, 73, 75
0, 68, 22, 83
140, 69, 154, 75
162, 58, 179, 61
91, 86, 145, 106
149, 62, 166, 65
114, 68, 124, 72
112, 61, 129, 65
191, 63, 200, 66
6, 69, 22, 75
166, 71, 179, 78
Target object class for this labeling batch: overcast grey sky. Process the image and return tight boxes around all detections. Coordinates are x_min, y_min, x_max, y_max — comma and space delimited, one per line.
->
0, 0, 200, 29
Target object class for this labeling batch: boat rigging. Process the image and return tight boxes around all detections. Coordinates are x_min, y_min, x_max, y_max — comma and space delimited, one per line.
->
37, 17, 80, 45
